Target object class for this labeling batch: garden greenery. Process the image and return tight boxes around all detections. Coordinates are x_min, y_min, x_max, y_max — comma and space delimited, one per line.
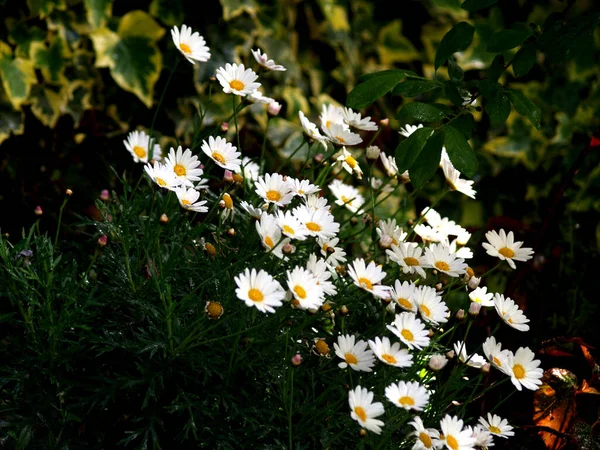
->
1, 0, 599, 449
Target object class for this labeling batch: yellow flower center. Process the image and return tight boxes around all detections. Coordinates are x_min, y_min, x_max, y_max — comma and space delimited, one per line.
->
489, 425, 502, 434
179, 43, 192, 54
354, 406, 367, 422
435, 261, 450, 272
181, 199, 191, 206
306, 222, 321, 232
345, 353, 358, 365
156, 177, 167, 186
420, 304, 431, 318
345, 156, 357, 168
133, 145, 146, 158
399, 396, 415, 406
419, 432, 433, 448
248, 288, 264, 302
382, 353, 397, 364
340, 195, 353, 205
266, 190, 281, 202
513, 363, 525, 379
358, 277, 373, 290
222, 193, 233, 209
283, 225, 295, 235
293, 285, 307, 299
499, 247, 515, 258
493, 356, 502, 367
264, 236, 274, 249
315, 339, 329, 355
401, 329, 414, 342
206, 301, 223, 319
212, 151, 226, 164
404, 257, 419, 266
336, 136, 346, 144
447, 435, 459, 450
229, 80, 245, 91
173, 163, 187, 176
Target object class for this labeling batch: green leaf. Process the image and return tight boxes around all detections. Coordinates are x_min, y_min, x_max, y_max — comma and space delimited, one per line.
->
84, 0, 112, 29
347, 70, 406, 110
219, 0, 259, 21
395, 126, 434, 173
486, 92, 511, 128
149, 0, 184, 27
461, 0, 499, 12
30, 35, 68, 83
444, 81, 464, 107
357, 69, 412, 83
0, 42, 36, 109
487, 26, 532, 52
0, 99, 24, 145
479, 79, 501, 99
377, 20, 420, 64
487, 54, 504, 82
410, 131, 444, 189
434, 22, 475, 70
397, 102, 447, 122
447, 56, 464, 82
505, 88, 542, 129
444, 125, 478, 177
451, 113, 475, 139
392, 78, 442, 97
512, 43, 537, 78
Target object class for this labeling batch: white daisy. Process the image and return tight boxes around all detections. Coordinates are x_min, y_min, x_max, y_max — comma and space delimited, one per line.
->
347, 258, 391, 299
306, 253, 338, 296
174, 185, 208, 213
504, 346, 543, 391
439, 414, 477, 450
469, 425, 494, 449
414, 224, 446, 244
234, 268, 285, 313
275, 210, 309, 241
379, 151, 399, 177
255, 173, 294, 207
328, 179, 365, 213
449, 238, 473, 260
399, 123, 424, 137
289, 178, 320, 197
478, 413, 514, 439
469, 286, 494, 307
414, 285, 449, 325
144, 162, 181, 191
286, 266, 324, 310
440, 156, 477, 199
385, 381, 430, 411
123, 130, 161, 163
387, 243, 426, 278
334, 146, 363, 179
247, 90, 276, 105
319, 103, 346, 130
239, 200, 263, 220
343, 107, 378, 131
164, 146, 204, 187
453, 340, 487, 368
348, 386, 385, 435
251, 48, 286, 71
215, 63, 261, 96
322, 122, 363, 146
409, 416, 441, 450
387, 312, 430, 350
494, 294, 530, 332
482, 336, 511, 372
255, 212, 290, 259
201, 136, 241, 172
482, 229, 534, 270
220, 193, 235, 221
299, 111, 328, 145
334, 334, 376, 372
376, 218, 408, 249
423, 243, 468, 277
294, 206, 340, 240
390, 280, 418, 312
171, 24, 210, 64
319, 237, 347, 268
303, 193, 330, 211
368, 336, 413, 368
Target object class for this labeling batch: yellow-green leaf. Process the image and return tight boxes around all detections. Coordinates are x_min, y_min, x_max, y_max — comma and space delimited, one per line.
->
118, 10, 165, 41
7, 21, 46, 59
29, 84, 68, 128
219, 0, 258, 21
84, 0, 112, 29
0, 42, 36, 109
377, 20, 419, 64
30, 35, 68, 84
317, 0, 350, 32
27, 0, 66, 18
0, 87, 24, 144
149, 0, 184, 27
281, 86, 310, 121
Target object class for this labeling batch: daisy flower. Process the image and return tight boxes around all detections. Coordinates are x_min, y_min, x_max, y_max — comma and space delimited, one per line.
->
376, 218, 408, 249
414, 285, 449, 325
164, 146, 204, 187
347, 258, 391, 299
329, 179, 365, 213
379, 151, 399, 177
319, 237, 347, 267
255, 173, 294, 207
440, 156, 477, 199
469, 425, 494, 448
334, 147, 363, 179
385, 381, 430, 411
201, 136, 241, 172
342, 107, 378, 131
275, 210, 309, 240
320, 103, 345, 130
234, 268, 285, 313
399, 123, 424, 137
414, 224, 446, 244
289, 178, 320, 197
387, 243, 426, 278
144, 162, 181, 191
247, 90, 276, 105
322, 122, 362, 146
334, 334, 376, 372
409, 416, 441, 450
482, 336, 511, 372
387, 312, 430, 350
299, 111, 328, 145
306, 253, 337, 296
469, 286, 494, 307
423, 243, 468, 277
251, 48, 286, 71
348, 386, 385, 435
368, 336, 413, 368
171, 24, 210, 64
239, 200, 263, 220
286, 266, 324, 310
303, 193, 330, 211
390, 280, 418, 312
449, 238, 473, 260
494, 294, 530, 332
216, 63, 261, 96
256, 212, 289, 259
453, 340, 487, 369
237, 156, 260, 183
294, 206, 340, 240
174, 185, 208, 213
504, 346, 543, 391
482, 229, 534, 270
439, 414, 477, 450
123, 130, 161, 163
478, 413, 514, 439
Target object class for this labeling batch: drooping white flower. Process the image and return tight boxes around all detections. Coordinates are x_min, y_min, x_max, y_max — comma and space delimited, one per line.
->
482, 336, 512, 372
478, 413, 514, 439
329, 179, 365, 213
171, 24, 210, 64
174, 185, 208, 213
334, 146, 363, 179
342, 107, 378, 131
494, 294, 530, 332
251, 48, 286, 71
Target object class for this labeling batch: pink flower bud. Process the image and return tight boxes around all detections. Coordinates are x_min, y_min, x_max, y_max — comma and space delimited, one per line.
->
468, 302, 482, 316
221, 122, 229, 132
223, 170, 234, 183
34, 206, 43, 216
97, 235, 108, 247
428, 354, 448, 371
100, 190, 110, 201
291, 354, 303, 366
268, 101, 282, 116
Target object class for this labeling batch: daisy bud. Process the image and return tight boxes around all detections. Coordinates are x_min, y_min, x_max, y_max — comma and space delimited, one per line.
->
381, 295, 392, 305
339, 305, 349, 316
366, 145, 381, 160
379, 235, 393, 249
227, 228, 235, 236
481, 363, 491, 373
34, 205, 43, 216
314, 153, 324, 163
350, 217, 358, 226
223, 170, 234, 183
100, 189, 110, 201
379, 118, 389, 127
267, 101, 282, 117
468, 302, 482, 316
321, 303, 332, 312
291, 354, 303, 366
428, 354, 449, 371
428, 329, 435, 337
232, 173, 244, 183
209, 75, 216, 82
466, 267, 475, 278
435, 283, 443, 292
335, 265, 346, 276
291, 299, 301, 308
204, 242, 217, 256
97, 235, 108, 247
160, 213, 169, 224
282, 243, 295, 255
456, 309, 465, 320
205, 301, 224, 320
65, 188, 73, 196
468, 276, 481, 290
446, 350, 455, 359
359, 429, 367, 437
314, 339, 330, 356
220, 122, 229, 132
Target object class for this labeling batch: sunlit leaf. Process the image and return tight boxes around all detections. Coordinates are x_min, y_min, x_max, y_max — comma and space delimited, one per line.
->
7, 21, 45, 59
27, 0, 66, 18
29, 84, 68, 128
317, 0, 350, 32
281, 86, 310, 121
219, 0, 259, 21
377, 20, 420, 64
84, 0, 112, 29
30, 35, 68, 84
0, 41, 36, 110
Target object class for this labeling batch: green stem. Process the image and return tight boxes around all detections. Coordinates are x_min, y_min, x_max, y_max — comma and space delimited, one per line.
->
260, 116, 271, 173
275, 136, 308, 173
53, 196, 69, 248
